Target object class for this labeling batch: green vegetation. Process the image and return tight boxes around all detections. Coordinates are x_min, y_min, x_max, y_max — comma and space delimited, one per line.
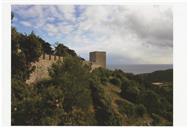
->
121, 80, 140, 103
54, 43, 77, 57
138, 69, 173, 82
135, 104, 147, 117
110, 77, 121, 87
11, 13, 173, 126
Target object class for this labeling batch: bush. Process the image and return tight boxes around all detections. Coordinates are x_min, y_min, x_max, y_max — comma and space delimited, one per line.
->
91, 68, 112, 85
135, 104, 146, 117
110, 77, 121, 87
141, 90, 161, 113
112, 69, 126, 80
163, 111, 173, 122
151, 113, 161, 125
121, 80, 140, 103
61, 107, 96, 125
101, 77, 109, 85
116, 100, 135, 117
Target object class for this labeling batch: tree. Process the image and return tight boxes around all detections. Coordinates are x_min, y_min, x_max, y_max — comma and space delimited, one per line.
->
11, 30, 43, 81
11, 78, 40, 125
11, 21, 49, 125
35, 83, 65, 125
141, 90, 161, 113
37, 37, 53, 54
121, 80, 140, 103
151, 113, 161, 125
20, 31, 42, 63
42, 42, 53, 54
91, 68, 112, 85
54, 43, 76, 57
11, 28, 27, 80
49, 56, 92, 112
11, 11, 14, 21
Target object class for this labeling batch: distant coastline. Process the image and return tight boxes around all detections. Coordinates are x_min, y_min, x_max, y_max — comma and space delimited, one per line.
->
108, 64, 173, 74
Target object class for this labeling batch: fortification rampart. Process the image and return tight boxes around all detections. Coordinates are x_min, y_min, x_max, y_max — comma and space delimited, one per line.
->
26, 54, 63, 84
26, 52, 106, 84
83, 61, 104, 71
39, 54, 63, 61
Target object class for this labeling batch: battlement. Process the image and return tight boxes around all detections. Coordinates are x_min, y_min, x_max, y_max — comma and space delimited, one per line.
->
27, 52, 106, 84
39, 53, 63, 61
26, 54, 63, 84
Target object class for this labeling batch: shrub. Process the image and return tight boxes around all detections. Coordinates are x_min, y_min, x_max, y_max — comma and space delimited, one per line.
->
163, 111, 173, 122
141, 90, 161, 113
116, 100, 135, 117
91, 68, 112, 85
135, 104, 146, 117
61, 107, 96, 125
151, 113, 161, 125
110, 77, 121, 87
121, 80, 140, 103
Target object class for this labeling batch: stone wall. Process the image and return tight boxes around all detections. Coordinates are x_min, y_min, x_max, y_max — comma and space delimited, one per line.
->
26, 52, 106, 84
82, 61, 102, 71
26, 54, 63, 84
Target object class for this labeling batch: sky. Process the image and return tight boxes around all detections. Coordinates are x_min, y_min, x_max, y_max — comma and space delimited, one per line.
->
12, 5, 173, 65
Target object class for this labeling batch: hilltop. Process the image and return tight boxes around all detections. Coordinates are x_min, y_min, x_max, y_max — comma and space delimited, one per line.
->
11, 28, 173, 126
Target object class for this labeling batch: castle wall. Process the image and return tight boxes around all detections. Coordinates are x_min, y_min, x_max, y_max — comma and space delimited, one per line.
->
26, 52, 106, 84
26, 54, 63, 84
83, 61, 102, 71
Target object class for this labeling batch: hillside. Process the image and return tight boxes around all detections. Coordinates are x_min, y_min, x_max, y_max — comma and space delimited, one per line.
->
11, 29, 173, 126
137, 69, 173, 82
90, 68, 173, 126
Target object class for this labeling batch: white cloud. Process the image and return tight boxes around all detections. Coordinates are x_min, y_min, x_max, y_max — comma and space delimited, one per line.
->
71, 5, 173, 64
12, 5, 173, 64
20, 21, 32, 27
56, 6, 76, 22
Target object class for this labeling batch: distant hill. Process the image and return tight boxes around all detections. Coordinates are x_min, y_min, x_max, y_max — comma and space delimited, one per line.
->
137, 69, 173, 82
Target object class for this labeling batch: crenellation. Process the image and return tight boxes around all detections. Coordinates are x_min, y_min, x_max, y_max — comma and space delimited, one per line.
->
26, 53, 63, 84
27, 52, 106, 84
40, 53, 63, 61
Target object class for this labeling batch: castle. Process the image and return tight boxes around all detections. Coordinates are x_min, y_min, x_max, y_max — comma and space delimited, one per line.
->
26, 51, 106, 84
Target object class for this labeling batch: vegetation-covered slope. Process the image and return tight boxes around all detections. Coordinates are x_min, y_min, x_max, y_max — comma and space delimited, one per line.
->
11, 20, 173, 126
138, 69, 173, 82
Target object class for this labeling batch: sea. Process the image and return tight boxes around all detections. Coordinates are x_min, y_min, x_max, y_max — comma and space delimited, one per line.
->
107, 64, 173, 74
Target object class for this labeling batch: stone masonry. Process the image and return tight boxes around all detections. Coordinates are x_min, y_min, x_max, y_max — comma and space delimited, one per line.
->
89, 51, 106, 68
26, 54, 63, 84
26, 52, 106, 84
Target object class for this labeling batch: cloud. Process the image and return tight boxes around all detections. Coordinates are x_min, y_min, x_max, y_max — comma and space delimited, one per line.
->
12, 5, 173, 64
56, 5, 76, 22
125, 6, 173, 48
20, 21, 32, 27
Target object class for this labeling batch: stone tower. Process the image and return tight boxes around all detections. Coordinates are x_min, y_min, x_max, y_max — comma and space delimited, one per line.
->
89, 51, 106, 68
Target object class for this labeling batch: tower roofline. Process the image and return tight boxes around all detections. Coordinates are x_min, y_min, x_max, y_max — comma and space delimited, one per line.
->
90, 51, 106, 53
